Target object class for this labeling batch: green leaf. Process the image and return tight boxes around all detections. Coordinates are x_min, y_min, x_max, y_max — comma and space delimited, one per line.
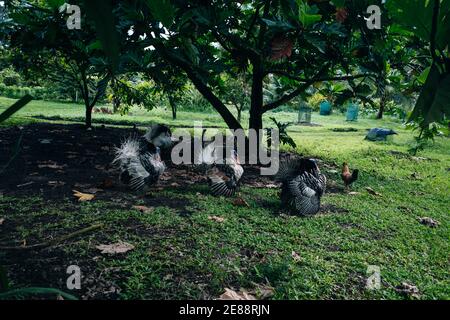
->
409, 64, 450, 125
387, 0, 450, 49
297, 0, 322, 28
0, 95, 33, 124
46, 0, 66, 9
331, 0, 346, 8
417, 66, 430, 84
82, 0, 120, 71
145, 0, 175, 27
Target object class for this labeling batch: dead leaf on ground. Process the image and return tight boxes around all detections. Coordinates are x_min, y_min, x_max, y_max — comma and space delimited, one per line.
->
100, 178, 114, 189
38, 139, 53, 144
38, 162, 66, 170
170, 182, 180, 187
250, 283, 275, 300
16, 181, 34, 188
0, 218, 4, 225
418, 217, 440, 228
73, 190, 95, 202
48, 181, 66, 187
233, 197, 250, 207
348, 191, 360, 195
410, 172, 423, 180
208, 215, 225, 223
291, 250, 301, 262
96, 241, 135, 255
84, 188, 104, 194
218, 288, 256, 300
74, 183, 91, 189
395, 282, 420, 299
365, 187, 382, 197
133, 205, 154, 213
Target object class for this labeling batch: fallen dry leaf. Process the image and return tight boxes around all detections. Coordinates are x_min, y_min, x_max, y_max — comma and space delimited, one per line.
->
96, 241, 135, 255
418, 217, 440, 228
250, 283, 275, 300
208, 215, 225, 223
38, 163, 66, 170
218, 288, 256, 300
410, 172, 423, 180
100, 178, 114, 189
291, 250, 301, 262
396, 282, 420, 299
348, 191, 360, 195
133, 205, 154, 213
233, 197, 250, 207
16, 181, 34, 188
73, 190, 95, 202
366, 187, 382, 197
74, 183, 91, 189
84, 188, 104, 194
0, 218, 4, 225
48, 181, 66, 187
170, 182, 180, 187
39, 139, 53, 144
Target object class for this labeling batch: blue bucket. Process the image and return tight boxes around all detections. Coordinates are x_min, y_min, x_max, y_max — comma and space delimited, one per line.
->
319, 101, 332, 116
346, 103, 359, 121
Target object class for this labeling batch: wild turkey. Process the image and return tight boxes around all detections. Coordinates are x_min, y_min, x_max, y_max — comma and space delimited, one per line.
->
365, 128, 397, 141
194, 132, 244, 197
276, 158, 327, 216
113, 124, 172, 192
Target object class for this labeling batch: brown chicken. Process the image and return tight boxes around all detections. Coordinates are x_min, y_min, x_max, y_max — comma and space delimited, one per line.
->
341, 162, 359, 188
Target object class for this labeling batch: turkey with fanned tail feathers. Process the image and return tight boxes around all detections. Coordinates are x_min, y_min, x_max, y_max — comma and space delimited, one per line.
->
193, 131, 244, 197
113, 124, 172, 192
276, 158, 327, 216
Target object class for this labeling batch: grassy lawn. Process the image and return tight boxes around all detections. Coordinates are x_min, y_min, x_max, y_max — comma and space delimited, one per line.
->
0, 97, 449, 300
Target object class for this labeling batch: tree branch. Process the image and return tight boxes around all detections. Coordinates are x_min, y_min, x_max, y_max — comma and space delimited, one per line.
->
264, 66, 373, 112
157, 45, 243, 130
430, 0, 440, 63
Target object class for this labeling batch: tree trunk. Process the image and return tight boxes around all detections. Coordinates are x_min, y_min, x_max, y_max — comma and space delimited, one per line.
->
237, 106, 242, 123
249, 60, 264, 162
169, 95, 177, 120
85, 105, 93, 128
112, 96, 120, 113
377, 93, 386, 119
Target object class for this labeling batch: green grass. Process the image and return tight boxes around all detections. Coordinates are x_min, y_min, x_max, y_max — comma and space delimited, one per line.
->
0, 97, 449, 300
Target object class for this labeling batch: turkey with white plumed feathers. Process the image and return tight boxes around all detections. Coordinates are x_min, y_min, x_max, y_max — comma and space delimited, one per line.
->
113, 124, 172, 192
193, 131, 244, 197
276, 158, 327, 216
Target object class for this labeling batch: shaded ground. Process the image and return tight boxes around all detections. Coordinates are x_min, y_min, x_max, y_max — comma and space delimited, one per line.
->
0, 121, 448, 300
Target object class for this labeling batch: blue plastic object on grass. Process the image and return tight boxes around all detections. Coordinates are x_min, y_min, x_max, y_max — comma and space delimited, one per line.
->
319, 101, 332, 116
346, 103, 359, 121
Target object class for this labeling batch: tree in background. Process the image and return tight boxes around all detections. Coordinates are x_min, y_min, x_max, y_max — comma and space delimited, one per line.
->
387, 0, 450, 153
108, 0, 380, 156
2, 1, 111, 127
